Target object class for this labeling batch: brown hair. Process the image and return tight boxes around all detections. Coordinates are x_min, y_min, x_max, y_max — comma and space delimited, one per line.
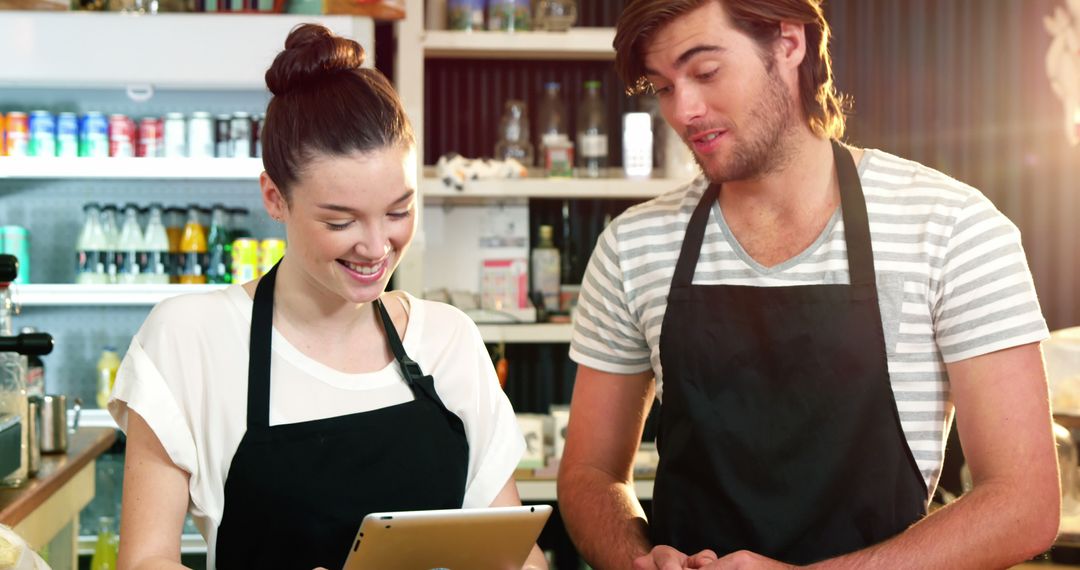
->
262, 23, 415, 200
613, 0, 849, 139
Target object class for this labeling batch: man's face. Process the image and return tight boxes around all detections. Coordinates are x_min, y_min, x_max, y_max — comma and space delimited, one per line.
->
643, 2, 799, 183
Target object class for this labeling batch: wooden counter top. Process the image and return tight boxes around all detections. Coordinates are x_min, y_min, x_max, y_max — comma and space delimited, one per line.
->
0, 427, 116, 526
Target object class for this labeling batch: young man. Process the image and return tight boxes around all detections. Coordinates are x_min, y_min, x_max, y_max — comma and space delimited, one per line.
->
557, 1, 1061, 568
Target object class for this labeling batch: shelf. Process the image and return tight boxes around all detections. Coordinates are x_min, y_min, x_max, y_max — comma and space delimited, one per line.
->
423, 28, 615, 60
475, 323, 572, 343
421, 176, 680, 201
0, 157, 264, 180
17, 285, 572, 342
0, 13, 374, 90
15, 284, 227, 307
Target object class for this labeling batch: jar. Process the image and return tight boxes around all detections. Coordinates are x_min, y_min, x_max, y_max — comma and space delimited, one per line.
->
447, 0, 485, 31
488, 0, 531, 32
494, 100, 535, 165
534, 0, 577, 32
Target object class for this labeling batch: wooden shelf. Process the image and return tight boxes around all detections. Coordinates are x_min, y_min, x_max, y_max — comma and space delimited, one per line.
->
423, 28, 615, 60
421, 176, 681, 201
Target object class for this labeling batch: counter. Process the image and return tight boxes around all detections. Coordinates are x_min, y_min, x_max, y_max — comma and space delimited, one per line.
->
0, 427, 116, 570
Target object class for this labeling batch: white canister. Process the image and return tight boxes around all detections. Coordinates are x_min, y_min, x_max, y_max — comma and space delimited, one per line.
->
623, 112, 653, 178
187, 112, 216, 159
163, 112, 187, 158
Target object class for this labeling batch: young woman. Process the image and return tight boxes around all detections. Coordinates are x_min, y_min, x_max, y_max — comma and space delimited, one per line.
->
110, 24, 546, 570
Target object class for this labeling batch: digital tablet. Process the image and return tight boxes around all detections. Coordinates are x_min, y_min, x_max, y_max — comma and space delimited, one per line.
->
342, 505, 552, 570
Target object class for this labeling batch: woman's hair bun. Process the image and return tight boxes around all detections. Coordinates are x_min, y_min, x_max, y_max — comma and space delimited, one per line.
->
266, 23, 366, 96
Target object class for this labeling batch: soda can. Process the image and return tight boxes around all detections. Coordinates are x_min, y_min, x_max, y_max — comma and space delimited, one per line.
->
138, 117, 164, 158
79, 112, 110, 158
258, 238, 285, 276
56, 112, 79, 158
188, 111, 215, 158
231, 238, 260, 283
0, 226, 30, 284
230, 112, 252, 158
0, 113, 5, 156
3, 112, 29, 157
27, 110, 56, 158
108, 114, 135, 158
214, 114, 231, 157
251, 114, 264, 158
163, 112, 187, 158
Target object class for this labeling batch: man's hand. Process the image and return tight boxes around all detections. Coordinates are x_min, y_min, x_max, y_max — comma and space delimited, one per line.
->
700, 550, 795, 569
633, 545, 719, 569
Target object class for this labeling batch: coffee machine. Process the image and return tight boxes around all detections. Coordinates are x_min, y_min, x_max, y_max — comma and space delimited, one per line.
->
0, 254, 53, 484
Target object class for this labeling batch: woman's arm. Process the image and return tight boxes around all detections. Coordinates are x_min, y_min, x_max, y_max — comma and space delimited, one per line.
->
117, 409, 193, 570
489, 476, 549, 570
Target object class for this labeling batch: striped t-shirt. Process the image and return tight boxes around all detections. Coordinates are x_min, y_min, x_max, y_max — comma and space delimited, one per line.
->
569, 147, 1049, 495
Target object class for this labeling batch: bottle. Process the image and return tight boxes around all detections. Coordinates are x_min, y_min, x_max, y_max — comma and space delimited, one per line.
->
141, 204, 171, 285
20, 326, 44, 398
531, 225, 561, 314
179, 206, 208, 284
100, 205, 120, 284
534, 0, 577, 31
90, 516, 119, 570
494, 100, 535, 166
76, 203, 109, 285
536, 82, 569, 168
228, 207, 252, 242
206, 204, 232, 285
164, 207, 185, 284
623, 112, 654, 178
0, 273, 28, 487
577, 80, 609, 178
116, 203, 144, 285
96, 347, 120, 410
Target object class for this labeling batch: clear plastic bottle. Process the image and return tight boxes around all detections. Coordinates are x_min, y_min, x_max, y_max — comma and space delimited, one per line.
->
494, 100, 535, 166
536, 82, 569, 168
531, 225, 560, 313
90, 515, 119, 570
96, 347, 120, 410
100, 205, 120, 284
206, 204, 232, 285
141, 204, 171, 285
76, 203, 109, 285
116, 203, 144, 285
577, 80, 609, 178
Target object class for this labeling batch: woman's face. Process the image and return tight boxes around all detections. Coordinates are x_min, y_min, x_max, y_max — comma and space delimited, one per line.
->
261, 146, 418, 305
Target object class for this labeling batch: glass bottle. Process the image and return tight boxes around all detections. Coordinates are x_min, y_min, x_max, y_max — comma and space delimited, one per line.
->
495, 100, 536, 166
228, 207, 252, 242
536, 82, 569, 168
534, 0, 577, 31
76, 203, 109, 285
141, 204, 171, 285
531, 225, 560, 314
206, 204, 232, 285
116, 203, 144, 285
0, 264, 28, 488
577, 80, 608, 178
488, 0, 530, 31
100, 205, 120, 284
90, 516, 119, 570
179, 206, 208, 284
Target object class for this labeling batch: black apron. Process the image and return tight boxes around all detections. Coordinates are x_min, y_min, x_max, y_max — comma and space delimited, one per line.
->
215, 263, 469, 569
650, 141, 927, 565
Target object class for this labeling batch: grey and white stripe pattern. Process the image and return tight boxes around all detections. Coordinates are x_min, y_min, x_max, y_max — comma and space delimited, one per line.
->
569, 148, 1049, 495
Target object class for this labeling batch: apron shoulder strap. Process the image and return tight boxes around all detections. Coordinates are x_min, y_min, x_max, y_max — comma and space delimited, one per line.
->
374, 297, 426, 386
672, 183, 722, 288
247, 262, 277, 430
832, 140, 877, 289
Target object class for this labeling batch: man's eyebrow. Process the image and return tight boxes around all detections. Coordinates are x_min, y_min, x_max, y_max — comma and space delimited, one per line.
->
643, 45, 726, 76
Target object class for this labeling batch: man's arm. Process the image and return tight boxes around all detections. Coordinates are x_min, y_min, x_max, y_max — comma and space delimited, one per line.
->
800, 342, 1060, 569
558, 364, 656, 569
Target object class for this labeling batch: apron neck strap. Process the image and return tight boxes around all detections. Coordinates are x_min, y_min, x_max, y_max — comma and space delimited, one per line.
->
248, 261, 278, 430
374, 297, 426, 386
672, 140, 875, 289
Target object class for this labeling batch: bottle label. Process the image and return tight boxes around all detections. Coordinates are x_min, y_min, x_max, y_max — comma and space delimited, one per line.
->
76, 251, 108, 276
181, 252, 208, 277
117, 250, 142, 276
579, 134, 608, 158
139, 251, 172, 276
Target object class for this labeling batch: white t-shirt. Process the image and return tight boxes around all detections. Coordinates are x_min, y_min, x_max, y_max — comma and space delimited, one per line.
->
109, 285, 525, 569
570, 148, 1049, 497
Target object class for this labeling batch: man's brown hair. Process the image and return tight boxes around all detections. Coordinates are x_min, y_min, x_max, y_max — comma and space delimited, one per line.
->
613, 0, 849, 139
